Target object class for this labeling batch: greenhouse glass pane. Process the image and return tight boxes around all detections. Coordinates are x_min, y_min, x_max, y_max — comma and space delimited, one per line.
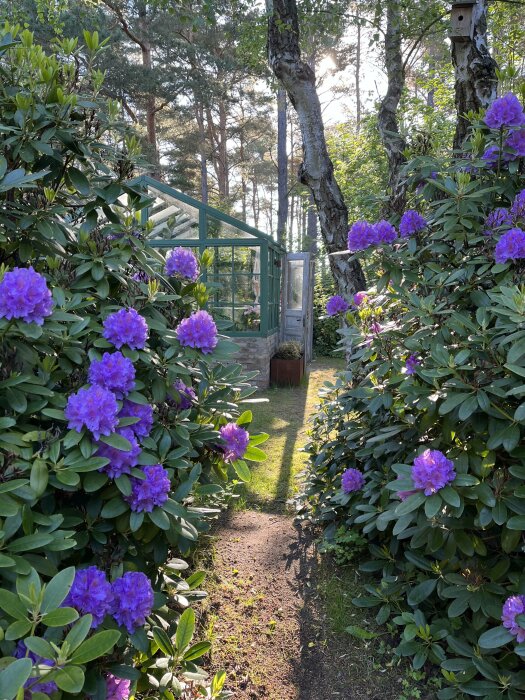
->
234, 306, 260, 332
234, 246, 260, 272
234, 274, 259, 304
206, 215, 255, 239
287, 259, 303, 310
147, 186, 199, 240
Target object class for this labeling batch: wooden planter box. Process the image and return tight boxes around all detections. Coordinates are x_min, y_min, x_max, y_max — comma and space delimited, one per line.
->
270, 355, 305, 387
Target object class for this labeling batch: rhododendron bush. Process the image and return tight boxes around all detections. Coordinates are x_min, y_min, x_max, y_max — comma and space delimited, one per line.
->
306, 92, 525, 698
0, 26, 267, 699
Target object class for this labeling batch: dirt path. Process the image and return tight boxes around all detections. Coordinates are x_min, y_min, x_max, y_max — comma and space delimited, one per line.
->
202, 360, 403, 700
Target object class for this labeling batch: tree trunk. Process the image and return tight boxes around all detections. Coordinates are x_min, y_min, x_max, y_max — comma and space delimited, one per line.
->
377, 0, 407, 216
305, 192, 318, 255
266, 0, 366, 296
451, 0, 498, 150
277, 87, 288, 246
218, 99, 229, 200
356, 21, 362, 130
195, 102, 208, 204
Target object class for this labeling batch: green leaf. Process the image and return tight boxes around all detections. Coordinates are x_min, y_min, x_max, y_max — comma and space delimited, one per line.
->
506, 515, 525, 530
64, 615, 93, 652
100, 498, 129, 518
41, 567, 75, 613
182, 641, 212, 661
0, 658, 32, 700
30, 460, 48, 497
407, 578, 437, 606
478, 626, 514, 649
0, 589, 29, 620
175, 608, 195, 652
99, 433, 132, 451
232, 460, 251, 482
236, 410, 252, 425
249, 432, 270, 446
394, 492, 425, 516
153, 626, 175, 656
244, 446, 267, 463
344, 625, 378, 640
8, 533, 54, 553
5, 619, 32, 639
54, 666, 85, 693
24, 637, 55, 659
67, 167, 90, 195
149, 508, 170, 530
42, 606, 79, 627
70, 629, 121, 664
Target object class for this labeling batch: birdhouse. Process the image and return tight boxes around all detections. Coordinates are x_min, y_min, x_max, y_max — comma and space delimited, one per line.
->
450, 0, 476, 42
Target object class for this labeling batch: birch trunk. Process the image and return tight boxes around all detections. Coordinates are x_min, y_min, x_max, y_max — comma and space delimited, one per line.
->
451, 0, 498, 150
277, 87, 288, 247
266, 0, 366, 296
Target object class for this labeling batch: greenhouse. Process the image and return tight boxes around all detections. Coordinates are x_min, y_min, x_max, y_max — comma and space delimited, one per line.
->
132, 175, 313, 387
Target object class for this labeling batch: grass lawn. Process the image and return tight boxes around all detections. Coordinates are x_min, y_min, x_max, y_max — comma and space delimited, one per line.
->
237, 355, 346, 511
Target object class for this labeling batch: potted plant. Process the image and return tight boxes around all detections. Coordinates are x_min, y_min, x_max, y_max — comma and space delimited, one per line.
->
270, 340, 304, 386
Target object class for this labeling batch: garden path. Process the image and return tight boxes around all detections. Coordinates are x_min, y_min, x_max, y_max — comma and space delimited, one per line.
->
201, 359, 408, 700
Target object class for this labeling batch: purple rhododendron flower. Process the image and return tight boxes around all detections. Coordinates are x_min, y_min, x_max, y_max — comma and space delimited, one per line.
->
405, 355, 420, 375
97, 427, 141, 479
103, 308, 149, 350
411, 449, 456, 496
0, 266, 54, 325
171, 378, 196, 410
506, 129, 525, 157
502, 595, 525, 642
353, 291, 368, 306
484, 93, 525, 129
176, 310, 218, 354
127, 464, 171, 513
106, 674, 131, 700
111, 571, 154, 633
14, 641, 57, 695
63, 566, 113, 627
482, 145, 501, 167
370, 321, 382, 334
326, 295, 349, 316
373, 220, 398, 244
341, 468, 365, 493
494, 228, 525, 263
511, 189, 525, 221
220, 423, 250, 462
119, 400, 154, 439
132, 270, 150, 283
165, 247, 199, 281
399, 210, 427, 238
483, 208, 512, 235
347, 220, 376, 251
65, 385, 119, 440
88, 351, 136, 398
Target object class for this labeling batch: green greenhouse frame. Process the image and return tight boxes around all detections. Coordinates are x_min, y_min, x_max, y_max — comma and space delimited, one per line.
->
131, 175, 286, 338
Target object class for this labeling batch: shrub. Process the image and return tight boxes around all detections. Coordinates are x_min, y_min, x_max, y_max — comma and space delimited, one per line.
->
303, 93, 525, 698
273, 340, 303, 360
313, 275, 341, 356
0, 26, 266, 699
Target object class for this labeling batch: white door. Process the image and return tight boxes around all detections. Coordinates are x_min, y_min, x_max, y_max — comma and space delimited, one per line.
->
283, 253, 314, 363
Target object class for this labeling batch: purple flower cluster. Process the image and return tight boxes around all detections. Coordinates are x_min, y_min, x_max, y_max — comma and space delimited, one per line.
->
106, 674, 131, 700
119, 400, 154, 439
341, 468, 365, 493
326, 295, 349, 316
88, 351, 136, 398
483, 208, 512, 235
353, 291, 368, 306
220, 423, 250, 462
399, 210, 427, 238
97, 427, 141, 479
481, 145, 501, 167
171, 378, 196, 410
411, 449, 456, 496
347, 220, 398, 251
502, 595, 525, 642
0, 266, 54, 325
127, 464, 171, 512
494, 228, 525, 264
511, 189, 525, 220
65, 385, 119, 440
66, 567, 154, 634
405, 355, 420, 375
132, 270, 150, 284
14, 641, 57, 695
165, 247, 200, 281
64, 566, 114, 627
506, 129, 525, 157
111, 571, 154, 633
484, 93, 525, 129
176, 310, 218, 354
103, 308, 148, 350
